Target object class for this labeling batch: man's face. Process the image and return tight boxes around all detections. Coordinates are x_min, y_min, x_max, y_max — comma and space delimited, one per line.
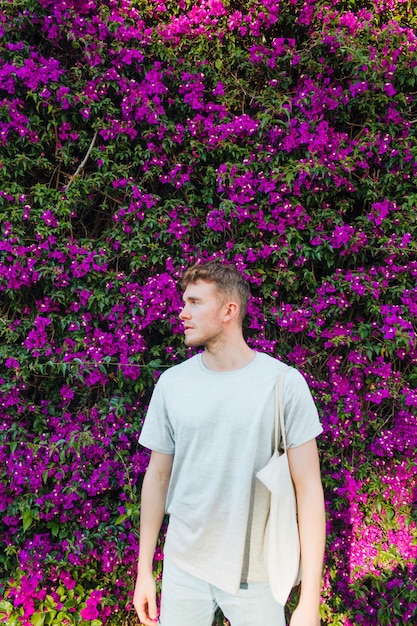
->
179, 280, 227, 348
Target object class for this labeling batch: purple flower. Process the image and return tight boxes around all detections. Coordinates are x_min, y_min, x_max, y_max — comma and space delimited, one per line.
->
40, 210, 59, 228
5, 357, 20, 369
59, 385, 74, 401
212, 81, 225, 96
384, 82, 397, 96
80, 590, 104, 620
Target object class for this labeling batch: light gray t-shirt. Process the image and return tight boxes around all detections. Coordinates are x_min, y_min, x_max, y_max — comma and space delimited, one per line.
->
139, 352, 322, 594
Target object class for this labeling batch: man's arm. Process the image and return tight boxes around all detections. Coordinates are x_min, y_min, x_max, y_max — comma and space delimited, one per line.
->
288, 439, 326, 626
133, 451, 174, 626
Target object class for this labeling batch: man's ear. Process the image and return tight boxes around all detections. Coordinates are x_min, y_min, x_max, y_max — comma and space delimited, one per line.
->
223, 301, 239, 323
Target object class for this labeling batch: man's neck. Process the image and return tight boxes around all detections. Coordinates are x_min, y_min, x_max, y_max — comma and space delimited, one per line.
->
202, 341, 255, 372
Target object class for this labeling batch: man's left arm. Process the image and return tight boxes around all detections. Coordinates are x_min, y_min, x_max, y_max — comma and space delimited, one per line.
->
288, 438, 326, 626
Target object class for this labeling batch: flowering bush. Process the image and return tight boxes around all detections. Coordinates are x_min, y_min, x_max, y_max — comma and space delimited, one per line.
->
0, 0, 416, 624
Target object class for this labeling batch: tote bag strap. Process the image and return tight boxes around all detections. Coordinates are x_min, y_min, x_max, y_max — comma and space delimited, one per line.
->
274, 367, 289, 453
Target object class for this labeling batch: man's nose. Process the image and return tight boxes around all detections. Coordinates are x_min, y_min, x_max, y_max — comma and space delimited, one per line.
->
179, 304, 189, 319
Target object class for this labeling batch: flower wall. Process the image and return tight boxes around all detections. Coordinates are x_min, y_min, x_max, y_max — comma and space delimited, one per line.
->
0, 0, 416, 624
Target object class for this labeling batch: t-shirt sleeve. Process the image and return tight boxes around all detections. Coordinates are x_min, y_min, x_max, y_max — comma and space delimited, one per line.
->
139, 375, 175, 454
283, 366, 323, 448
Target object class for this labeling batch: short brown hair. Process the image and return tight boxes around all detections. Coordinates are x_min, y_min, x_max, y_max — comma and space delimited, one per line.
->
181, 260, 251, 322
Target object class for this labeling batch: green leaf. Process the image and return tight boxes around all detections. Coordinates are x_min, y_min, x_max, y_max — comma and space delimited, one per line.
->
385, 507, 395, 521
64, 599, 78, 609
31, 613, 46, 626
22, 509, 34, 532
0, 601, 14, 616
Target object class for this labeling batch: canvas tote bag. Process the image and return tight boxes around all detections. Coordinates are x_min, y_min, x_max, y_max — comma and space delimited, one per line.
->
256, 367, 302, 606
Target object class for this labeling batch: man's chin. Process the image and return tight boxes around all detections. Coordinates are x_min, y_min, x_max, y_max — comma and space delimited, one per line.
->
184, 336, 202, 348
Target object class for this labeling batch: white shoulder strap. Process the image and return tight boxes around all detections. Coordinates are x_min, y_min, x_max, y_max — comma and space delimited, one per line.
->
274, 367, 288, 453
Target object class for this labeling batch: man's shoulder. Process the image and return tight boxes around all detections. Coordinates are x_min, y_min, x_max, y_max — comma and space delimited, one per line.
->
158, 353, 200, 382
255, 352, 305, 377
255, 351, 286, 371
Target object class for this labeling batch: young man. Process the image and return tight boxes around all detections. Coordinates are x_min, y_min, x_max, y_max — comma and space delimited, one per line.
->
133, 261, 325, 626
